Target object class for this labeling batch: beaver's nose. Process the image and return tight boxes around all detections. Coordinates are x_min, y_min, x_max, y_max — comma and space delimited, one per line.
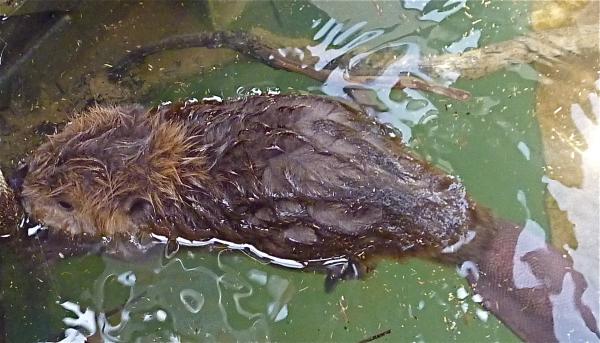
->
9, 163, 28, 192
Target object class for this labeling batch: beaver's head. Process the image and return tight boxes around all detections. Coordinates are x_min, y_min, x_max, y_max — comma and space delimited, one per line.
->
18, 105, 207, 236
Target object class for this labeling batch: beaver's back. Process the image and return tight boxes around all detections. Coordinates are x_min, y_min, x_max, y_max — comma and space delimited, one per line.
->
158, 95, 472, 262
19, 95, 472, 265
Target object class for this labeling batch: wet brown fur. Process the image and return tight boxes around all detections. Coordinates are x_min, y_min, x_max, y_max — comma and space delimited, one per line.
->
21, 95, 472, 266
22, 105, 208, 236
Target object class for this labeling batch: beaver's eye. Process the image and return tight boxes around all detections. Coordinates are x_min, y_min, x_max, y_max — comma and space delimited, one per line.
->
58, 200, 74, 212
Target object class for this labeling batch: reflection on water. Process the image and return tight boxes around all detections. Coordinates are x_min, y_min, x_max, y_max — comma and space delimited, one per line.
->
405, 0, 467, 23
309, 2, 488, 142
55, 248, 294, 342
308, 18, 383, 71
512, 190, 547, 289
310, 22, 439, 141
544, 83, 600, 334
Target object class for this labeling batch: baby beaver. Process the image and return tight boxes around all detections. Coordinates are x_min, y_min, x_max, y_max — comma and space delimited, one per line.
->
19, 95, 470, 265
11, 95, 599, 342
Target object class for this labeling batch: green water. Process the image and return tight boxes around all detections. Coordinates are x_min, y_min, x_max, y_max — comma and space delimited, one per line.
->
0, 0, 552, 341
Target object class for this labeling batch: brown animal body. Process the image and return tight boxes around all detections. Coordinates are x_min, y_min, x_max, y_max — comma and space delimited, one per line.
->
11, 95, 599, 342
19, 95, 471, 265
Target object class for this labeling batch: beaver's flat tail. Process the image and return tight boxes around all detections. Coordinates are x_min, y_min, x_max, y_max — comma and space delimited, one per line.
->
445, 207, 599, 342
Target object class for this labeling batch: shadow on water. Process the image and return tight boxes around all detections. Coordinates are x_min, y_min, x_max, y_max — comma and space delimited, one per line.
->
0, 0, 598, 342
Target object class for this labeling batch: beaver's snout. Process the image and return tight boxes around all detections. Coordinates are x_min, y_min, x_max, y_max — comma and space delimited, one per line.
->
9, 163, 28, 193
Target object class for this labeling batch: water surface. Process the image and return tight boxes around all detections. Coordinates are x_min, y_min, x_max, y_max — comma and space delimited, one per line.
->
0, 1, 597, 342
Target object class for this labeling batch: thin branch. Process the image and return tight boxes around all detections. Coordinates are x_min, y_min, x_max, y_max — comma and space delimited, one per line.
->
108, 31, 471, 101
422, 23, 598, 80
358, 329, 392, 343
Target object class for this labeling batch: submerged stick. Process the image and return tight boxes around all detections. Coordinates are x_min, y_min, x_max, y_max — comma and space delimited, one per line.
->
422, 23, 598, 80
107, 31, 471, 101
107, 23, 598, 102
0, 14, 72, 88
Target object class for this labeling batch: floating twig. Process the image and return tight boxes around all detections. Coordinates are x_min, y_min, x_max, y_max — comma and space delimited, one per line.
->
358, 328, 392, 343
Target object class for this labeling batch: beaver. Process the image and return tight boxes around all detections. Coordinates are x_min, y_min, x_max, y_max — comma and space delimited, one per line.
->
7, 95, 599, 342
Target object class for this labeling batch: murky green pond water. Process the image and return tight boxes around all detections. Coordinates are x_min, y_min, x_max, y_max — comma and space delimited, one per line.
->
0, 1, 598, 342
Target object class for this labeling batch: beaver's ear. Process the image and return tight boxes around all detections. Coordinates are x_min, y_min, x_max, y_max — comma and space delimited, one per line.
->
126, 197, 154, 223
9, 162, 28, 192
